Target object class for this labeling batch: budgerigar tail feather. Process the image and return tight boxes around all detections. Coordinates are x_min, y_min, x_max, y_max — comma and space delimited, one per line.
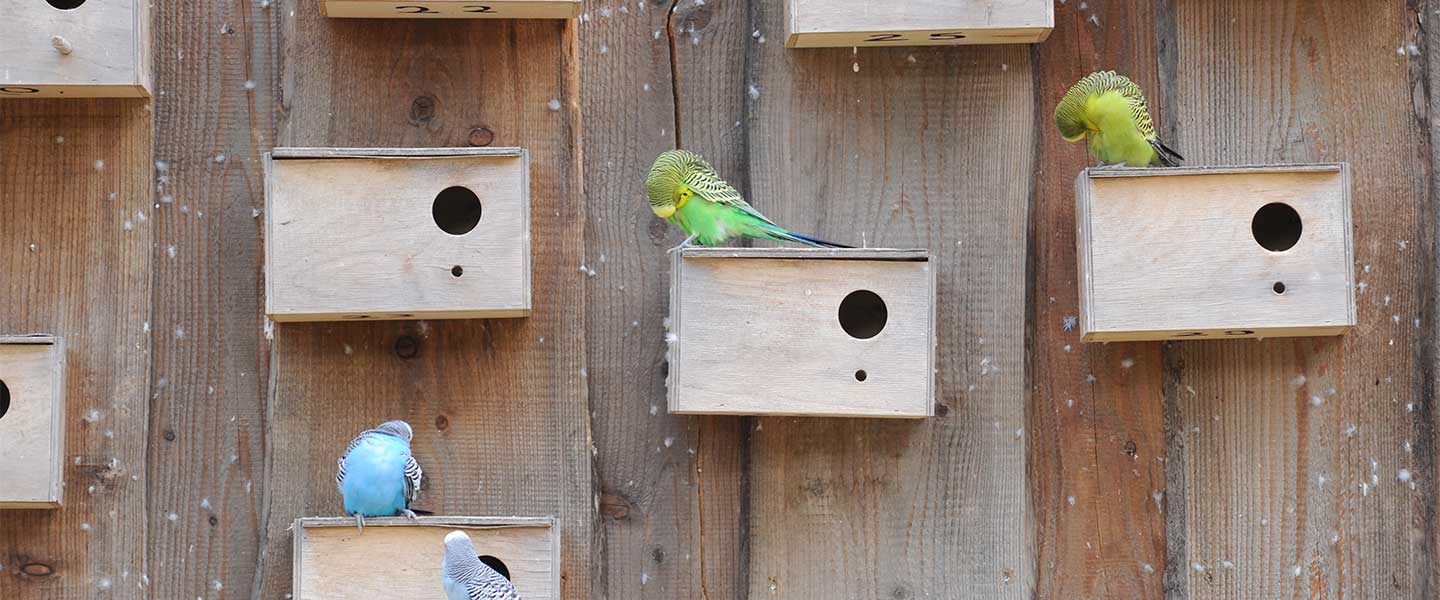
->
1152, 139, 1184, 167
764, 227, 853, 248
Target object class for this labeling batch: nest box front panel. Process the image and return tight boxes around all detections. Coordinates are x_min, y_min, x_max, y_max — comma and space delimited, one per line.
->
1080, 166, 1354, 341
294, 517, 559, 600
785, 0, 1053, 48
0, 336, 66, 508
670, 252, 934, 417
1, 0, 150, 97
266, 151, 530, 321
321, 0, 582, 19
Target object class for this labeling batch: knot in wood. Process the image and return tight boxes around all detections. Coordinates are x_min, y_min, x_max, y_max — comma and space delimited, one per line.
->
409, 95, 437, 125
467, 127, 495, 147
393, 335, 420, 359
598, 491, 632, 520
20, 562, 55, 577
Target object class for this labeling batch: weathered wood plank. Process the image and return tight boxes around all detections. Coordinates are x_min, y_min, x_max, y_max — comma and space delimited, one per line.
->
0, 99, 152, 598
143, 1, 280, 598
741, 0, 1031, 595
1165, 1, 1430, 597
1029, 4, 1170, 597
579, 0, 750, 596
255, 13, 589, 600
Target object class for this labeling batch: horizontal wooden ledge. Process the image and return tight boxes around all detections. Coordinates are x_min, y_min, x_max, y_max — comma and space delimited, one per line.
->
295, 515, 557, 529
270, 147, 526, 159
677, 247, 931, 261
1084, 163, 1346, 179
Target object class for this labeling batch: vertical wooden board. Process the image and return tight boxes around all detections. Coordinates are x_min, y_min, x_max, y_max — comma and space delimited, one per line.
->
580, 0, 750, 596
144, 0, 280, 597
742, 2, 1030, 596
0, 100, 152, 597
1029, 3, 1169, 597
257, 12, 589, 600
1166, 1, 1429, 597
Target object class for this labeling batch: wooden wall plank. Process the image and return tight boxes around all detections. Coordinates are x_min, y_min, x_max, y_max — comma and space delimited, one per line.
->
0, 100, 152, 598
740, 0, 1031, 596
1165, 1, 1430, 597
1029, 3, 1169, 598
144, 0, 280, 597
254, 11, 589, 599
580, 0, 750, 596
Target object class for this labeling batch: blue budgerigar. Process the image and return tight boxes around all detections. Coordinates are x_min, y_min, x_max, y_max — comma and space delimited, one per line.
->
443, 530, 520, 600
336, 420, 423, 530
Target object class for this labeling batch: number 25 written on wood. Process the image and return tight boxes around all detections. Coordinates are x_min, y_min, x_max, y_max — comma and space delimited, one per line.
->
863, 32, 966, 43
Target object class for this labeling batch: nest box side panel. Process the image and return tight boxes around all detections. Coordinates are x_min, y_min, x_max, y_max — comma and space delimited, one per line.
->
1083, 169, 1353, 340
266, 154, 530, 321
1, 0, 147, 97
0, 337, 65, 508
294, 518, 558, 599
671, 257, 932, 417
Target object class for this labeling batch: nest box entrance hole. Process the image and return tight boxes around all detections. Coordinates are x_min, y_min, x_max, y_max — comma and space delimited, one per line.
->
838, 289, 888, 383
1252, 202, 1302, 297
45, 0, 87, 9
1252, 202, 1302, 252
0, 379, 9, 420
479, 555, 511, 581
432, 186, 482, 279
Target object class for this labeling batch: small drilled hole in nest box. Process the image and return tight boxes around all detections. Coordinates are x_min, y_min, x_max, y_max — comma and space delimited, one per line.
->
46, 0, 87, 9
1251, 202, 1302, 252
451, 265, 464, 277
854, 370, 868, 382
479, 555, 511, 581
432, 186, 483, 235
838, 290, 887, 339
1273, 281, 1286, 295
0, 379, 9, 420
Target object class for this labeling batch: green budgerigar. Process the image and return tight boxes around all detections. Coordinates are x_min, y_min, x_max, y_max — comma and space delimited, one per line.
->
645, 149, 850, 250
1055, 71, 1183, 167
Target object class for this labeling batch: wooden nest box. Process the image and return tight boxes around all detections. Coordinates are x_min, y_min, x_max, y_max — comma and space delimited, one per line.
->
0, 335, 67, 508
1075, 164, 1356, 342
264, 148, 531, 322
293, 516, 559, 599
668, 248, 935, 418
1, 0, 151, 97
783, 0, 1053, 48
320, 0, 581, 19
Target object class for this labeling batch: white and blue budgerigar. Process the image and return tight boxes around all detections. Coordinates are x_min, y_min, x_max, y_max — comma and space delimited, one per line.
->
336, 420, 423, 530
443, 530, 520, 600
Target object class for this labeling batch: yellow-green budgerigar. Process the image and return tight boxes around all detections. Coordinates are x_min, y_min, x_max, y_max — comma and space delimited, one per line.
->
1055, 71, 1183, 167
646, 149, 850, 250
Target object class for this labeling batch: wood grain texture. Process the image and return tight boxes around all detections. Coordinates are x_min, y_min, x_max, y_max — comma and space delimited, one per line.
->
784, 0, 1053, 47
0, 336, 67, 508
743, 0, 1031, 594
1078, 165, 1355, 341
1165, 1, 1431, 597
1029, 2, 1168, 598
144, 0, 280, 597
0, 99, 153, 598
264, 150, 531, 321
669, 249, 935, 417
0, 0, 150, 96
579, 0, 750, 596
255, 9, 589, 600
294, 516, 559, 599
